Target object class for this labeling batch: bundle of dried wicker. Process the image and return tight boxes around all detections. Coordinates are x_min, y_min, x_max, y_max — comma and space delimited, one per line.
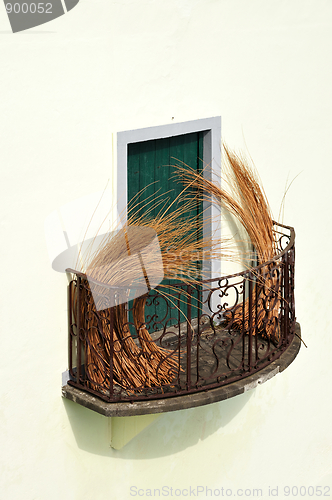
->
73, 192, 226, 393
174, 146, 281, 341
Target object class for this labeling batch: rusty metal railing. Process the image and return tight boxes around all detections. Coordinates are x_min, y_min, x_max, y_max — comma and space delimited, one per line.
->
66, 222, 295, 402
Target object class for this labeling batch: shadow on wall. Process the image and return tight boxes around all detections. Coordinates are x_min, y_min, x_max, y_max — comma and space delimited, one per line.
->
63, 390, 253, 459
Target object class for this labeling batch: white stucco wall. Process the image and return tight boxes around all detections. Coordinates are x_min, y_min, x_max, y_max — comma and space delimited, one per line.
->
1, 1, 331, 499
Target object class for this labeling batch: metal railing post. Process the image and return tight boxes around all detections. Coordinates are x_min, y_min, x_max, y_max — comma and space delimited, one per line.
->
284, 250, 290, 345
248, 272, 253, 372
109, 298, 115, 400
186, 284, 192, 391
77, 276, 82, 384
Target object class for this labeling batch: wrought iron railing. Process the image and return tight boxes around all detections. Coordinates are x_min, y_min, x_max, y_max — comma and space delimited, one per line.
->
66, 222, 295, 403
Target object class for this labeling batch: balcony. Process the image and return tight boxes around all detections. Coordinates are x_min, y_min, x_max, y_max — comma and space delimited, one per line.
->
62, 222, 300, 417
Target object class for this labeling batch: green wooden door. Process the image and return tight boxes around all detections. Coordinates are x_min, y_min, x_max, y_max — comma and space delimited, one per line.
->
127, 132, 203, 334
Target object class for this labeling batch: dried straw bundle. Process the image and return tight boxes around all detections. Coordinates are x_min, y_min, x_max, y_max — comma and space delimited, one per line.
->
174, 146, 281, 340
76, 193, 223, 392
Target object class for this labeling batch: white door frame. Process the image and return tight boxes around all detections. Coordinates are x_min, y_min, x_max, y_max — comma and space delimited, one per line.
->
116, 116, 222, 284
